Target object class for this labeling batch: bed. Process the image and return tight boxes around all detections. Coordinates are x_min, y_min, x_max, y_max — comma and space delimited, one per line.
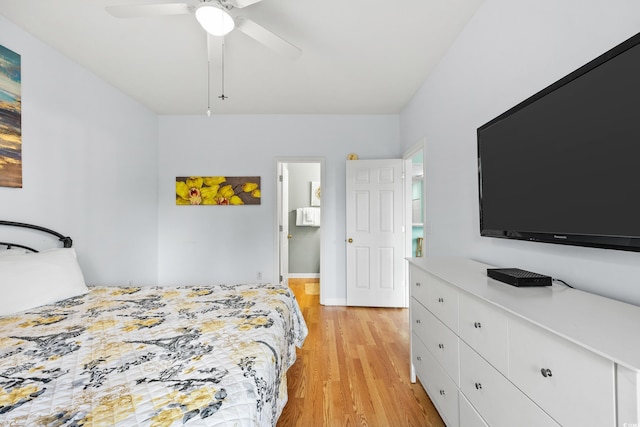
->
0, 221, 308, 427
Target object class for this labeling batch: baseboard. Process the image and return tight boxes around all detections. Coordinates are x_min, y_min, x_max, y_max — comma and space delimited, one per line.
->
288, 273, 320, 279
321, 298, 346, 306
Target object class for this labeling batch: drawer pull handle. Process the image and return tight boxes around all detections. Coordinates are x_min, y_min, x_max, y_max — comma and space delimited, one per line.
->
438, 343, 444, 349
416, 356, 422, 362
540, 368, 553, 378
474, 322, 482, 329
475, 382, 482, 390
416, 319, 421, 324
439, 390, 446, 396
438, 297, 444, 303
416, 282, 421, 287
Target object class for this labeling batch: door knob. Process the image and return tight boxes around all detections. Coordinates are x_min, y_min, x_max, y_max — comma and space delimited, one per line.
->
348, 238, 353, 243
287, 234, 293, 239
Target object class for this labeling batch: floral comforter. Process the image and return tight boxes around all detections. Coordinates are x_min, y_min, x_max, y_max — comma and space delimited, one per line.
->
0, 284, 307, 427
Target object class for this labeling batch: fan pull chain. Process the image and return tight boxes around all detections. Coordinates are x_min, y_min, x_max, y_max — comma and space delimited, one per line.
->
206, 34, 212, 117
219, 40, 228, 101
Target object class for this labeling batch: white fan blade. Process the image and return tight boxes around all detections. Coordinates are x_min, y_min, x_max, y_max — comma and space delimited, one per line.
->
236, 17, 301, 60
106, 3, 190, 18
224, 0, 263, 8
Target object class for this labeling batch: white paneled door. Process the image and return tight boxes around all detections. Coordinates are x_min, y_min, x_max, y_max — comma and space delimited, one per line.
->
346, 159, 406, 307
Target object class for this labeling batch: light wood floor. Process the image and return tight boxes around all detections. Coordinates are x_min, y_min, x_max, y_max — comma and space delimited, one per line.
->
278, 279, 445, 426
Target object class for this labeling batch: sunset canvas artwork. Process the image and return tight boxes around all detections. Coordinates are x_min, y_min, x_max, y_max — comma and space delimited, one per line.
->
0, 44, 21, 188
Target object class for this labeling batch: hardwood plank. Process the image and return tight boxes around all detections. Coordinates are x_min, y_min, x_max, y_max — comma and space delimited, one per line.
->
279, 282, 445, 426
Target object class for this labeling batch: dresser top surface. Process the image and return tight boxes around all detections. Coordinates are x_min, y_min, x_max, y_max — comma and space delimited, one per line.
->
409, 257, 640, 371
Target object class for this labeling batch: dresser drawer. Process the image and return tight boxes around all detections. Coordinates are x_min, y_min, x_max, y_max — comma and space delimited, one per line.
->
411, 297, 430, 343
411, 297, 460, 385
412, 332, 459, 426
410, 265, 430, 306
459, 392, 488, 427
617, 365, 640, 427
508, 316, 615, 427
426, 271, 459, 332
458, 291, 508, 374
460, 342, 560, 427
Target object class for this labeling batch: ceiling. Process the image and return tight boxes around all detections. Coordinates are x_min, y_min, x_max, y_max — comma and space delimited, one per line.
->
0, 0, 483, 115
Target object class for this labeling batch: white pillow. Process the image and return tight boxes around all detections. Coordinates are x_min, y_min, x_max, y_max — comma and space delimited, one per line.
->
0, 248, 89, 316
0, 248, 29, 256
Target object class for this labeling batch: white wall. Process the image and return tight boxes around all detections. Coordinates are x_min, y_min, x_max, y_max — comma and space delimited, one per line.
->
157, 115, 399, 303
0, 15, 159, 285
1, 14, 400, 301
400, 0, 640, 305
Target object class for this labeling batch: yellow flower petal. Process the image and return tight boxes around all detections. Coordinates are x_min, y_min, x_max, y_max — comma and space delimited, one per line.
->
251, 189, 261, 198
200, 185, 219, 200
242, 182, 258, 193
203, 176, 227, 186
176, 197, 191, 205
176, 181, 190, 199
185, 177, 203, 189
230, 195, 244, 205
219, 184, 235, 198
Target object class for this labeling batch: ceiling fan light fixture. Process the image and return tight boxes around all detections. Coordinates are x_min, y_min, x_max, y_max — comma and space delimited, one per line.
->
195, 4, 235, 36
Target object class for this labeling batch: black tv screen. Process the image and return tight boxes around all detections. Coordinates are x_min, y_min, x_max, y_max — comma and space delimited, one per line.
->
478, 31, 640, 252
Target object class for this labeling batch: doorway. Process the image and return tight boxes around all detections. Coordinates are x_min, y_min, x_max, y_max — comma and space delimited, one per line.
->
407, 149, 424, 258
403, 139, 425, 305
275, 158, 325, 301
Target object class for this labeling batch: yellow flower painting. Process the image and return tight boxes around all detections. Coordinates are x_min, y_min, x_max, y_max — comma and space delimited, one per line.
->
176, 176, 261, 205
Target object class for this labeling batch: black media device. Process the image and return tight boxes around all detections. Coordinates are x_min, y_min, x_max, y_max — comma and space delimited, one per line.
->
487, 268, 552, 287
477, 31, 640, 252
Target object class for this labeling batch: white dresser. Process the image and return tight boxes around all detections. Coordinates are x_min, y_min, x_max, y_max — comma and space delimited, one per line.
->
409, 257, 640, 427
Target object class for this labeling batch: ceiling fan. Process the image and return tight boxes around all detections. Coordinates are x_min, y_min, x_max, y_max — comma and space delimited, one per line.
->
106, 0, 302, 60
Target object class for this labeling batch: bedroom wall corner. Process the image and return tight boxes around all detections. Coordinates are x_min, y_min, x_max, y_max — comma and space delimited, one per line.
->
0, 15, 159, 286
399, 0, 640, 305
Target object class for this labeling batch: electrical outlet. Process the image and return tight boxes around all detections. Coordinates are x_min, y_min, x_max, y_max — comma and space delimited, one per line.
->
257, 272, 262, 280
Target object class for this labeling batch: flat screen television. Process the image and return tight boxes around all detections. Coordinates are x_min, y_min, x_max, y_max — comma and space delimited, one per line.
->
477, 31, 640, 252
